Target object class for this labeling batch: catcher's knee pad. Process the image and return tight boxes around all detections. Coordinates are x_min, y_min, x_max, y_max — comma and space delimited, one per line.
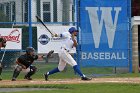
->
25, 66, 37, 77
15, 65, 22, 72
30, 66, 37, 73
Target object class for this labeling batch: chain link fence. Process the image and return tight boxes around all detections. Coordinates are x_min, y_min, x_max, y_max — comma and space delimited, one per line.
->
0, 0, 76, 70
0, 0, 133, 79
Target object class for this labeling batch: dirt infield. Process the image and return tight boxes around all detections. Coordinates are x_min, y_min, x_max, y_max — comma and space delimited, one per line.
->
1, 77, 140, 86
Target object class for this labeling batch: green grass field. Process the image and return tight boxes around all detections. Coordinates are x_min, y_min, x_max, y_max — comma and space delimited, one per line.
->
2, 62, 140, 80
1, 62, 116, 80
1, 83, 140, 93
1, 62, 140, 93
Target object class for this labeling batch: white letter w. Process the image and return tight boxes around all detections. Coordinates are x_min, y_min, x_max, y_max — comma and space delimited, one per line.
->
86, 7, 121, 48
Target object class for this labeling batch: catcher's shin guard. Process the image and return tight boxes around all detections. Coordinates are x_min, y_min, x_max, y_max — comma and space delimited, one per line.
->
12, 65, 22, 81
24, 66, 37, 80
0, 66, 2, 80
12, 69, 21, 80
0, 66, 2, 76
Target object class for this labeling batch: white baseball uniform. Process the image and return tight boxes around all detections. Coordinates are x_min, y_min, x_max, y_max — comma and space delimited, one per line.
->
58, 31, 77, 71
45, 28, 91, 81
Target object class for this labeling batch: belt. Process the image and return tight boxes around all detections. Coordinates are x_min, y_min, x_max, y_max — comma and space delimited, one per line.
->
61, 47, 69, 52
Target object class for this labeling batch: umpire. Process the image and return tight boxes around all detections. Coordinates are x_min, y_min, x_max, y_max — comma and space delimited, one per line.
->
0, 38, 6, 81
11, 47, 38, 81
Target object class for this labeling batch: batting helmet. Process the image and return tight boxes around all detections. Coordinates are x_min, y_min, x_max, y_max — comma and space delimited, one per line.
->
69, 27, 78, 34
26, 47, 35, 54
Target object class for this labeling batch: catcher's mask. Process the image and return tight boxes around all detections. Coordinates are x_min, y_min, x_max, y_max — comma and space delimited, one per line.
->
26, 47, 35, 55
0, 38, 7, 48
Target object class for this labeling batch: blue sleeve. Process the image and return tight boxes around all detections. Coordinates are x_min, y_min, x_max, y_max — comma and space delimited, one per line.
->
60, 34, 63, 37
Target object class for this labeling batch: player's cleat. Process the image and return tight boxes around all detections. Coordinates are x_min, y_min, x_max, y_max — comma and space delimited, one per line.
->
11, 78, 16, 81
24, 76, 32, 80
44, 74, 49, 81
81, 76, 92, 81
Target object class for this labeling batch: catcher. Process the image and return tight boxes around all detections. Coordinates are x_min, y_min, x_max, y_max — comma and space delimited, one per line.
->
11, 47, 39, 81
0, 38, 7, 81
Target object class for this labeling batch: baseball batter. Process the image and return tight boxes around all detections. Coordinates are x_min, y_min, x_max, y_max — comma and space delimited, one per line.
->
44, 27, 92, 81
11, 47, 39, 81
0, 38, 6, 81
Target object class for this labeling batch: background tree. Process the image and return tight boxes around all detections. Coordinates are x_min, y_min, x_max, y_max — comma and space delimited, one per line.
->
0, 10, 12, 28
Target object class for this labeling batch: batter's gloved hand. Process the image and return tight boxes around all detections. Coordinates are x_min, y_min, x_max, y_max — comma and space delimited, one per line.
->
52, 34, 57, 37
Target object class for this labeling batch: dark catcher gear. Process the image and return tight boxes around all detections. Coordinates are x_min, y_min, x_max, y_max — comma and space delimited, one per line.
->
11, 47, 38, 81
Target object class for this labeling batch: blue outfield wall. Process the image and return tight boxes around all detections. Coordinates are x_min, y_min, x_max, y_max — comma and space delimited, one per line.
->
79, 0, 132, 67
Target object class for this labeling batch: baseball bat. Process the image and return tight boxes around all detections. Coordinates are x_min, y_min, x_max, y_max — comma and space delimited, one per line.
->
36, 15, 54, 36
